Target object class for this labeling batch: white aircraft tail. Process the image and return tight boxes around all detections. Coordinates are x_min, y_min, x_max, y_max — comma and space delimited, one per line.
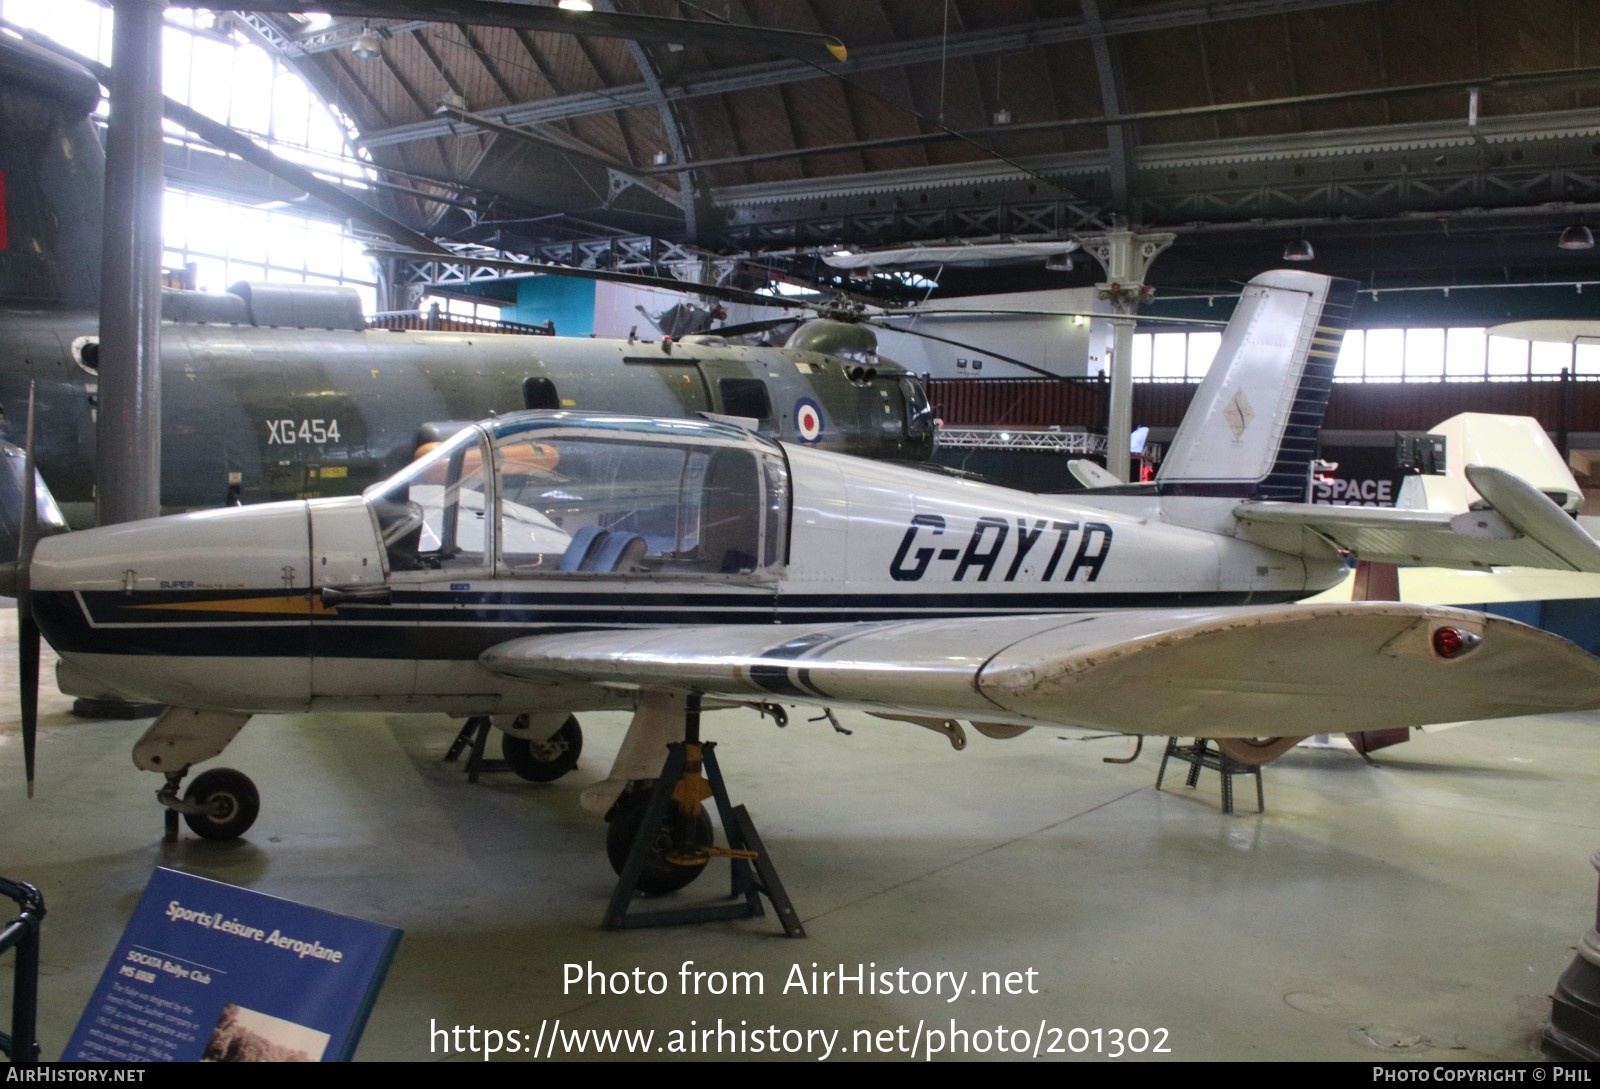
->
1156, 269, 1358, 501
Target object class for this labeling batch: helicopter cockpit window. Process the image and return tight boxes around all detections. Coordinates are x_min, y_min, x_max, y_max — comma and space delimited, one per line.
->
364, 427, 493, 573
493, 433, 788, 578
900, 376, 935, 435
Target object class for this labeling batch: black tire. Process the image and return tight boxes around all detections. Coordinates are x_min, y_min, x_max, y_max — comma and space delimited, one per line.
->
182, 768, 260, 841
500, 715, 582, 782
605, 791, 714, 895
1215, 737, 1301, 765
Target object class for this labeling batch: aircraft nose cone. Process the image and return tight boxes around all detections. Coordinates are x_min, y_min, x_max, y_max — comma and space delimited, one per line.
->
32, 502, 312, 596
31, 501, 312, 648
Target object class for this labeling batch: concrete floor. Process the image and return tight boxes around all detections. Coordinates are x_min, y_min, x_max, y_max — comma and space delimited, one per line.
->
2, 634, 1598, 1062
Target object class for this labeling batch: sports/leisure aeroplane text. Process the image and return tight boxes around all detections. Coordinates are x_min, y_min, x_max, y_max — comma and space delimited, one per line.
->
21, 270, 1600, 893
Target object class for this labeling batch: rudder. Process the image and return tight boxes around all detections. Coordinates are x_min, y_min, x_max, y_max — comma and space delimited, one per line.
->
1155, 269, 1357, 501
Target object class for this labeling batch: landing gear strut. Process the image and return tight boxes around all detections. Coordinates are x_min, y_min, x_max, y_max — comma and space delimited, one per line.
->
446, 714, 584, 783
501, 715, 583, 782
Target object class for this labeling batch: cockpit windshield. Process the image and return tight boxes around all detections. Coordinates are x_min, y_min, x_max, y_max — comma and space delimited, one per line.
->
363, 425, 497, 572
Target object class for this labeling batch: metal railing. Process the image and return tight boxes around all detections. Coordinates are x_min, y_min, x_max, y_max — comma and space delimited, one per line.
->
929, 371, 1598, 436
0, 877, 44, 1065
366, 311, 556, 336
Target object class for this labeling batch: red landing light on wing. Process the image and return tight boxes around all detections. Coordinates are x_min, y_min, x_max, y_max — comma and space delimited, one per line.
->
1432, 626, 1467, 659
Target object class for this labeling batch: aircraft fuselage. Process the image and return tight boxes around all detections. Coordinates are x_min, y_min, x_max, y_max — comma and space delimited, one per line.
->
31, 413, 1344, 718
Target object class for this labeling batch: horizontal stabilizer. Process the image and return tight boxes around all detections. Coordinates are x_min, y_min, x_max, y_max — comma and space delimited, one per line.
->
1235, 465, 1600, 572
481, 603, 1600, 740
1462, 466, 1600, 572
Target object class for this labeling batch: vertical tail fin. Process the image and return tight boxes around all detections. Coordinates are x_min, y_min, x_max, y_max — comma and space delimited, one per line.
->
1155, 269, 1357, 500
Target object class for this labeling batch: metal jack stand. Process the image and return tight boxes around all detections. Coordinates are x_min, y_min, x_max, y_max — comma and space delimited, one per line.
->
0, 877, 45, 1064
444, 715, 499, 782
1156, 738, 1265, 814
1545, 847, 1600, 1060
604, 695, 804, 937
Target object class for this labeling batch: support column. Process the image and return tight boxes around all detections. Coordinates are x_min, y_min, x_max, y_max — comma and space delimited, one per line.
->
97, 0, 165, 526
1081, 228, 1173, 482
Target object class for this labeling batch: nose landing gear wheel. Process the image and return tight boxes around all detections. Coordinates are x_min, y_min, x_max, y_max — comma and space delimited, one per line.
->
1215, 737, 1300, 765
181, 768, 260, 841
605, 792, 714, 895
500, 715, 583, 782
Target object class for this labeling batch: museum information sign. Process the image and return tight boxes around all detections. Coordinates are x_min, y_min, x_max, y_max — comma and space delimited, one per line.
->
63, 867, 402, 1062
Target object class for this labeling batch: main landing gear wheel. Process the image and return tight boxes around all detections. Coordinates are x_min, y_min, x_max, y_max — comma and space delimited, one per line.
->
1215, 737, 1300, 765
181, 768, 260, 841
500, 715, 583, 782
605, 792, 714, 896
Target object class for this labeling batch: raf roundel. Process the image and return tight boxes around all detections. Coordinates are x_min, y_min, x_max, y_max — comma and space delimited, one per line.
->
794, 398, 824, 443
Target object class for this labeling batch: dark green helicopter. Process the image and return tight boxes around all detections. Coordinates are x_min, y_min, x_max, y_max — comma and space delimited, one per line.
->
0, 33, 936, 528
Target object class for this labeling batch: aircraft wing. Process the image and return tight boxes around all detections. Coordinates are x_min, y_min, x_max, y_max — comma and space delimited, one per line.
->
480, 603, 1600, 739
1234, 466, 1600, 572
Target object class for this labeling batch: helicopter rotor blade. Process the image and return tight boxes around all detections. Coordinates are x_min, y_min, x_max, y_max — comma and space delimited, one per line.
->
369, 248, 788, 310
710, 317, 806, 340
871, 306, 1229, 329
167, 1, 849, 63
860, 320, 1065, 379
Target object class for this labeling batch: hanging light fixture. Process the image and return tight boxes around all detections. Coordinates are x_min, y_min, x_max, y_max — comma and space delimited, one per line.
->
1282, 237, 1315, 262
351, 24, 381, 60
1558, 223, 1595, 251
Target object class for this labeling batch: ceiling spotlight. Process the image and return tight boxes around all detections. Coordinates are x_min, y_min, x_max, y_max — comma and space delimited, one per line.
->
652, 150, 669, 166
1044, 253, 1073, 272
436, 90, 468, 115
1559, 224, 1595, 251
992, 108, 1011, 126
1282, 237, 1315, 263
351, 28, 381, 60
558, 0, 594, 10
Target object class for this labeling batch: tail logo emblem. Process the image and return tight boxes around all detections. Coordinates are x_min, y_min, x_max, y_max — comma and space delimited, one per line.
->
1224, 390, 1255, 440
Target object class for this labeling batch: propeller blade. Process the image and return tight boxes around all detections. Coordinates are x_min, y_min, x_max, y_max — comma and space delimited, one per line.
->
19, 612, 37, 798
18, 381, 37, 797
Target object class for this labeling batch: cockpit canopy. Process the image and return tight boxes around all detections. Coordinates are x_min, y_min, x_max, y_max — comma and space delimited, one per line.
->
364, 413, 791, 579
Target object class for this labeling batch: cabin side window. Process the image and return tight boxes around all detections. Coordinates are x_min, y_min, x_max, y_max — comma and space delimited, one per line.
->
522, 377, 560, 410
493, 434, 786, 578
716, 377, 773, 425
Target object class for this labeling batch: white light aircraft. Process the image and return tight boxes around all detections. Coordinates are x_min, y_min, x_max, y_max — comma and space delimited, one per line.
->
20, 269, 1600, 893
